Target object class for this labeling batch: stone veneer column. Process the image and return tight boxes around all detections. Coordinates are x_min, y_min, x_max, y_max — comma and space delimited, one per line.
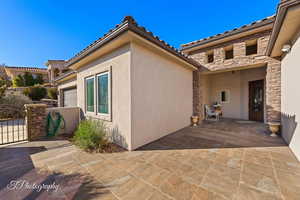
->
266, 59, 281, 122
214, 48, 224, 64
25, 104, 47, 141
193, 70, 201, 117
258, 35, 270, 55
233, 42, 246, 58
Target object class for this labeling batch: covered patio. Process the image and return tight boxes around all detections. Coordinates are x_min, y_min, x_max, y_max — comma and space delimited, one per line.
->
200, 66, 268, 123
139, 118, 286, 150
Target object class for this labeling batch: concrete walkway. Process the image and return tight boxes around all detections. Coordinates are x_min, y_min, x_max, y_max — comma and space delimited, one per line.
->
0, 121, 299, 199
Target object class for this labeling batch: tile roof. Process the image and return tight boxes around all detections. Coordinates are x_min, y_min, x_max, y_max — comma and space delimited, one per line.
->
181, 15, 275, 50
66, 16, 201, 69
3, 66, 47, 72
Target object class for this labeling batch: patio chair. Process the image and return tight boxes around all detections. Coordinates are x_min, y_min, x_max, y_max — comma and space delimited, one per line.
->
205, 105, 220, 121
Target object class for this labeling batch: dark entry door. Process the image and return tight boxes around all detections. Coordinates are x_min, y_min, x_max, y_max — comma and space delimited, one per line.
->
249, 80, 264, 122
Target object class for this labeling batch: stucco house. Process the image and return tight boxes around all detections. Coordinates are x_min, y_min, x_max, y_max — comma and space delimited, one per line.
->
52, 0, 299, 157
53, 16, 200, 150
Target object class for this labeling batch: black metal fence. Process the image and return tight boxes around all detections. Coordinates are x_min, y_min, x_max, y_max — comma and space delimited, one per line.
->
0, 105, 27, 145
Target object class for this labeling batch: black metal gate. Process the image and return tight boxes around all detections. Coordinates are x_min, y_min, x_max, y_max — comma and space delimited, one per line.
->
0, 105, 27, 145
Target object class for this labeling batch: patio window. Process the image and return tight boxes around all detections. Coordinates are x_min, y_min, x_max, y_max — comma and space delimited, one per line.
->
246, 40, 257, 55
85, 77, 94, 112
97, 72, 110, 114
225, 46, 233, 59
220, 90, 230, 103
207, 51, 214, 63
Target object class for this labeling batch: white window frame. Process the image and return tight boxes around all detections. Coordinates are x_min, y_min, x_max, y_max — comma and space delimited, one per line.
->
96, 71, 111, 119
219, 89, 230, 103
85, 76, 95, 114
84, 68, 112, 122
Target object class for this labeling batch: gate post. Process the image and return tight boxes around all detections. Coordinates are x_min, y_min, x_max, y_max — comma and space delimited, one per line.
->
25, 104, 47, 141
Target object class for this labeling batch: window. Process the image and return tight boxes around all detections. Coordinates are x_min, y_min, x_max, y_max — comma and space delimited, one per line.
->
86, 77, 94, 112
220, 90, 230, 103
207, 52, 214, 63
246, 40, 257, 55
97, 72, 109, 114
225, 46, 233, 59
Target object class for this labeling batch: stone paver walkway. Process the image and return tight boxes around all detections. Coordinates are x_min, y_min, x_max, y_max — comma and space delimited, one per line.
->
0, 120, 299, 200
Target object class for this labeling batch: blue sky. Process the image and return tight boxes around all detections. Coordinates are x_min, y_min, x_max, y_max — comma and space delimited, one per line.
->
0, 0, 278, 68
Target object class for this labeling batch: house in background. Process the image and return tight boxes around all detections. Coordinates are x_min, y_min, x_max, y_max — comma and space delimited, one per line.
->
45, 60, 69, 84
0, 66, 49, 83
267, 0, 300, 161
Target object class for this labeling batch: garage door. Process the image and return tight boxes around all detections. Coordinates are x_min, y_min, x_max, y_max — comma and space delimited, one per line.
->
63, 88, 77, 107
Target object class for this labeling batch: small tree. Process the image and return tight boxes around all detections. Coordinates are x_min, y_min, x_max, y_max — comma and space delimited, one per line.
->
0, 76, 12, 99
47, 87, 58, 99
23, 72, 35, 86
23, 85, 47, 101
13, 74, 25, 87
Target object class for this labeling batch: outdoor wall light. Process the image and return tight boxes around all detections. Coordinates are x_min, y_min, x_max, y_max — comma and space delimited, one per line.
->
281, 44, 291, 53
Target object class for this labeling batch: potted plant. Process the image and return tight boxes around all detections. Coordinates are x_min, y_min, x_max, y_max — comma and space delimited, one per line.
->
191, 115, 199, 126
268, 122, 281, 137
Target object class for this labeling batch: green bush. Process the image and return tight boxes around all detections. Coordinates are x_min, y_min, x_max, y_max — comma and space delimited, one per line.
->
47, 87, 58, 99
23, 72, 35, 86
13, 75, 25, 87
0, 86, 6, 99
0, 94, 31, 119
73, 120, 109, 152
0, 77, 12, 99
23, 85, 47, 101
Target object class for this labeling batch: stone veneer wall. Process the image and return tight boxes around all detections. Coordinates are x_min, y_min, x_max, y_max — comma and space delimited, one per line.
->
25, 104, 47, 141
188, 31, 281, 122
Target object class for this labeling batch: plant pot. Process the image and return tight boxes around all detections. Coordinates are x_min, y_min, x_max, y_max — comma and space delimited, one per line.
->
268, 122, 281, 137
191, 116, 199, 126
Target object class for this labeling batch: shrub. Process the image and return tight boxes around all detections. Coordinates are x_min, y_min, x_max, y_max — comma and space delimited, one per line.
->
13, 75, 25, 87
0, 86, 6, 99
0, 94, 31, 119
23, 72, 35, 86
47, 87, 58, 99
23, 85, 47, 101
73, 119, 109, 152
0, 77, 12, 99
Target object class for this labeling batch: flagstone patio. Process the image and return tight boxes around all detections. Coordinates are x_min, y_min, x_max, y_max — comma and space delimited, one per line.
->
0, 120, 299, 200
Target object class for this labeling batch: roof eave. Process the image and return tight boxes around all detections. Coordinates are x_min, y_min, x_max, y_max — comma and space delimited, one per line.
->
54, 71, 76, 83
266, 0, 300, 57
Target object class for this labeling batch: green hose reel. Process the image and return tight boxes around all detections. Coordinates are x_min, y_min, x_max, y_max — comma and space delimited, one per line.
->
46, 111, 65, 137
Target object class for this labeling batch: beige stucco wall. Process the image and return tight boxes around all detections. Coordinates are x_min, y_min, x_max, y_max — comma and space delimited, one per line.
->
281, 32, 300, 161
205, 67, 266, 121
76, 44, 132, 150
46, 107, 80, 135
59, 42, 195, 150
130, 43, 193, 149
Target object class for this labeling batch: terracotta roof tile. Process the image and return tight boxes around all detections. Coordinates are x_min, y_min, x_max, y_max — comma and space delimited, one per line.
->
4, 66, 47, 72
181, 15, 275, 49
66, 16, 201, 69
